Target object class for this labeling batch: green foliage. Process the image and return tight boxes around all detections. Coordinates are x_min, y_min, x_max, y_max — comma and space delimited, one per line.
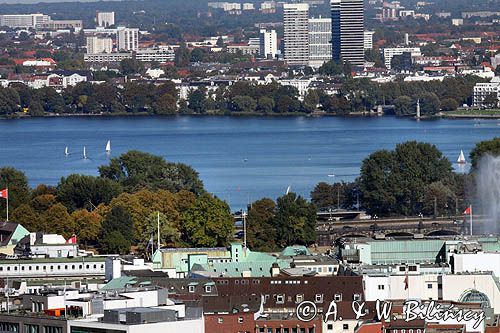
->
246, 198, 278, 252
180, 193, 233, 247
187, 88, 208, 113
359, 141, 454, 216
99, 150, 204, 194
0, 167, 30, 218
120, 58, 144, 75
57, 174, 122, 211
274, 193, 316, 247
440, 98, 459, 111
394, 96, 413, 116
0, 87, 21, 115
310, 181, 356, 210
230, 95, 256, 112
40, 203, 75, 238
470, 138, 500, 171
99, 205, 133, 254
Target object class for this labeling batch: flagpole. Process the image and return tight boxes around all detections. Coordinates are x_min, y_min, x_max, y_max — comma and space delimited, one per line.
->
470, 205, 473, 236
157, 211, 160, 250
5, 188, 8, 222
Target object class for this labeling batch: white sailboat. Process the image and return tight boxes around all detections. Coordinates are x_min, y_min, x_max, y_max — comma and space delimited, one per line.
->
285, 185, 291, 195
105, 140, 111, 154
457, 150, 466, 164
64, 146, 69, 156
83, 146, 87, 159
328, 173, 335, 177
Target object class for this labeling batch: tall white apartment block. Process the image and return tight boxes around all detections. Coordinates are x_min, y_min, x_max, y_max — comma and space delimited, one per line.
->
364, 31, 374, 50
259, 29, 278, 59
283, 3, 310, 66
0, 14, 50, 29
383, 47, 421, 69
96, 11, 115, 27
86, 36, 113, 54
308, 17, 332, 68
117, 27, 139, 51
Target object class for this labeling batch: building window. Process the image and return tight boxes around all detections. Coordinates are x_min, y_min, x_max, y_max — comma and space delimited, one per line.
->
276, 294, 285, 304
353, 294, 361, 301
327, 324, 333, 330
217, 317, 223, 324
427, 284, 432, 289
188, 285, 195, 293
238, 317, 244, 323
315, 294, 324, 303
378, 285, 385, 290
343, 324, 349, 330
399, 266, 406, 272
334, 294, 342, 302
408, 266, 417, 271
205, 285, 212, 293
296, 294, 304, 303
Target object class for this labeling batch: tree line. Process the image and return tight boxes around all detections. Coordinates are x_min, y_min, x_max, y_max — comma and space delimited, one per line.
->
0, 74, 483, 117
309, 138, 500, 218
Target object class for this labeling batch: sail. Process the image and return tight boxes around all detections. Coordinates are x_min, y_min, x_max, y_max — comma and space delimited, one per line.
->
457, 150, 466, 163
65, 147, 68, 155
105, 140, 111, 153
83, 146, 87, 159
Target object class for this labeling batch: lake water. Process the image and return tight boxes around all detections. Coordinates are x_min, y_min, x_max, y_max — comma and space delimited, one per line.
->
0, 116, 498, 210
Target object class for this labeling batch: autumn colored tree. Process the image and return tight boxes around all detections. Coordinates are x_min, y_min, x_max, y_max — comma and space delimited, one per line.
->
40, 203, 75, 237
71, 209, 103, 247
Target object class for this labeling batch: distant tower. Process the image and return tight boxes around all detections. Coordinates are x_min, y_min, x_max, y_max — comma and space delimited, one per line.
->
331, 0, 365, 67
416, 99, 421, 119
283, 3, 310, 66
405, 33, 409, 46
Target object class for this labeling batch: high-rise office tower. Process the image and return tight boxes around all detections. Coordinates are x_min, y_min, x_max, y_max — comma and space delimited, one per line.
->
283, 3, 309, 66
331, 0, 365, 67
308, 17, 332, 68
259, 29, 278, 59
117, 27, 139, 51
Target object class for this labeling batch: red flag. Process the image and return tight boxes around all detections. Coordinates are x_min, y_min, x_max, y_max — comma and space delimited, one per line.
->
0, 188, 7, 199
463, 206, 471, 215
66, 235, 77, 244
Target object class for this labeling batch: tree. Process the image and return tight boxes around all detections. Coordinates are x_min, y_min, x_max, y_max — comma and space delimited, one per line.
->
419, 92, 441, 115
310, 182, 350, 210
174, 43, 191, 67
142, 211, 179, 249
99, 205, 133, 254
230, 95, 256, 112
274, 193, 316, 247
423, 181, 456, 217
99, 151, 204, 194
359, 141, 454, 216
470, 138, 500, 171
71, 209, 103, 247
181, 193, 233, 247
155, 93, 177, 114
0, 87, 20, 115
440, 98, 458, 111
246, 198, 278, 252
257, 97, 274, 113
40, 203, 75, 237
120, 58, 144, 75
394, 96, 413, 116
187, 88, 208, 113
11, 204, 40, 232
0, 167, 30, 219
318, 60, 343, 76
303, 90, 320, 113
57, 174, 122, 212
31, 194, 57, 213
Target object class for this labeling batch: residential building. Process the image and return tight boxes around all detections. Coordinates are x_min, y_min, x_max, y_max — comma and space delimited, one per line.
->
331, 0, 365, 67
383, 47, 421, 69
242, 3, 254, 10
84, 52, 132, 63
117, 27, 139, 51
226, 43, 260, 55
259, 29, 278, 59
283, 3, 310, 66
491, 54, 500, 69
40, 20, 83, 31
381, 1, 402, 20
86, 36, 113, 54
452, 18, 464, 26
135, 46, 176, 62
473, 77, 500, 107
96, 11, 115, 27
0, 14, 50, 29
364, 31, 374, 50
308, 17, 332, 68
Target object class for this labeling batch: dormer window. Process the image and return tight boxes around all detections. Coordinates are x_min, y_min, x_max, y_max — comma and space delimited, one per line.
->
188, 285, 195, 293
